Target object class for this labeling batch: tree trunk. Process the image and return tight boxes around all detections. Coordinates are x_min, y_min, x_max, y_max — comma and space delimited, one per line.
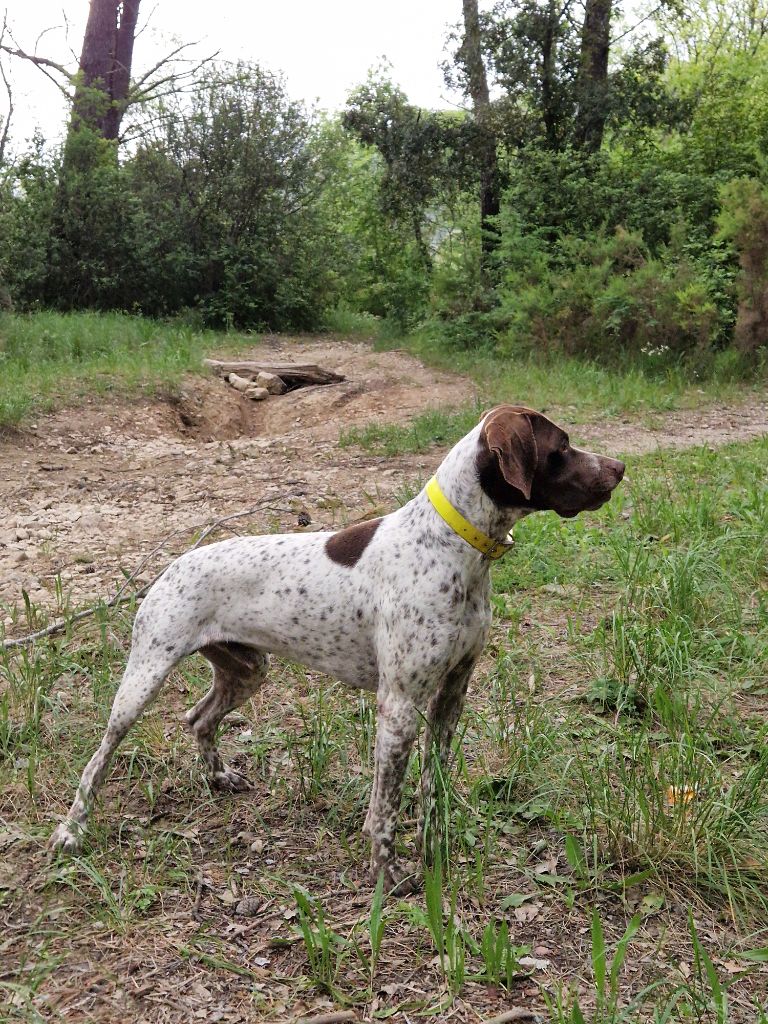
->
573, 0, 612, 152
103, 0, 141, 140
460, 0, 500, 265
541, 0, 559, 149
71, 0, 141, 140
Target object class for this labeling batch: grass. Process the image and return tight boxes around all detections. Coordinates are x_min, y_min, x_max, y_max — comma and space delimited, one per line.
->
387, 321, 766, 418
0, 310, 259, 428
339, 320, 767, 455
1, 308, 764, 435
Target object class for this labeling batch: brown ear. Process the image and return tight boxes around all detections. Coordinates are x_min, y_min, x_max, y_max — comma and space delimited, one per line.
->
482, 409, 538, 500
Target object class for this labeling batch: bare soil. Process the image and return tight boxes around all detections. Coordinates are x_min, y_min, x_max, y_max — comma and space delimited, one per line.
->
2, 338, 768, 626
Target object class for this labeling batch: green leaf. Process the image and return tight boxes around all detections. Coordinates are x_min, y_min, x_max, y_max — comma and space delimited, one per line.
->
735, 946, 768, 962
499, 892, 536, 909
610, 913, 641, 992
565, 834, 587, 876
591, 909, 606, 1005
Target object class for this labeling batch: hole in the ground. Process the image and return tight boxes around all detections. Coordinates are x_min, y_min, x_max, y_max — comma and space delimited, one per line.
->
164, 361, 348, 443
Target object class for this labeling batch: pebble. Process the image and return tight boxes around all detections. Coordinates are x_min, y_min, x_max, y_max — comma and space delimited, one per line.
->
234, 896, 262, 917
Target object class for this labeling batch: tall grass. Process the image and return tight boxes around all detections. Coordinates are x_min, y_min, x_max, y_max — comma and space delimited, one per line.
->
0, 310, 254, 427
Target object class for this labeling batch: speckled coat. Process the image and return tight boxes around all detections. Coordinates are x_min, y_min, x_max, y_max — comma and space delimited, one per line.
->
50, 406, 625, 893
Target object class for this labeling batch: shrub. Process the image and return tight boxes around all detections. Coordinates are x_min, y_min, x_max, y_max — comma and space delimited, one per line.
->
717, 177, 768, 353
496, 227, 728, 358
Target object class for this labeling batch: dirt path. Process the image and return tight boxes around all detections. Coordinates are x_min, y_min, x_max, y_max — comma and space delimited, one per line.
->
1, 336, 767, 628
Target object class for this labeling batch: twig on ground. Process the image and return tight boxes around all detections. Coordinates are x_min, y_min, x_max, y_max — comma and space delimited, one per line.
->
484, 1009, 540, 1023
1, 497, 292, 651
298, 1012, 358, 1024
192, 867, 207, 919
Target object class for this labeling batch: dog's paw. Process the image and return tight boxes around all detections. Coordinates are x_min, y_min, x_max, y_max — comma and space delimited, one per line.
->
49, 822, 83, 855
211, 767, 252, 793
375, 860, 421, 897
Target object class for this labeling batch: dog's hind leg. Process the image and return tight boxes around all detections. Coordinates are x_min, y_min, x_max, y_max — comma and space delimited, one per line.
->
49, 639, 181, 854
187, 642, 269, 792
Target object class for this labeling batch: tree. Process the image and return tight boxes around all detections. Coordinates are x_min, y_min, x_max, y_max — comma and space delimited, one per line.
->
573, 0, 613, 150
457, 0, 501, 263
0, 17, 12, 165
343, 76, 453, 270
71, 0, 141, 140
0, 4, 212, 150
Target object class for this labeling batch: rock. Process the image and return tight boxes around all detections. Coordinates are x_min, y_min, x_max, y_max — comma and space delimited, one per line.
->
234, 896, 262, 917
245, 386, 269, 402
226, 372, 253, 393
14, 528, 29, 541
255, 371, 286, 395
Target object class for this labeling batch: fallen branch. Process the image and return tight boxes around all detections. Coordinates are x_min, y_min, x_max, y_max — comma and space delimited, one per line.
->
1, 497, 292, 651
204, 359, 345, 388
484, 1009, 540, 1024
298, 1012, 358, 1024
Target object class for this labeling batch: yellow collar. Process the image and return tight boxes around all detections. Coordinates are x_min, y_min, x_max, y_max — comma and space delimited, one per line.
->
425, 476, 513, 560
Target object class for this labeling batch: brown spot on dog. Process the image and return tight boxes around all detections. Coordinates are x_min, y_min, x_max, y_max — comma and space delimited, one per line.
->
479, 405, 539, 501
325, 518, 382, 567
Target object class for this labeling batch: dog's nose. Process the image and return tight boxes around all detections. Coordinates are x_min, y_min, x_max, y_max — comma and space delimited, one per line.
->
613, 459, 625, 482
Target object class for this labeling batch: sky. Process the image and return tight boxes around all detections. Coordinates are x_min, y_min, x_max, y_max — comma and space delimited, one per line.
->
0, 0, 472, 148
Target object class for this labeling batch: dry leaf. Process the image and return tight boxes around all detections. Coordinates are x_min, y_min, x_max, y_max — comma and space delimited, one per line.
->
718, 960, 746, 975
534, 853, 558, 875
666, 785, 697, 808
189, 982, 212, 1002
519, 955, 551, 970
514, 902, 542, 924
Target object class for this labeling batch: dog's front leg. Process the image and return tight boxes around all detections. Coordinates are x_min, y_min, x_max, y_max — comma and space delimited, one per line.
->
418, 656, 475, 862
364, 688, 420, 895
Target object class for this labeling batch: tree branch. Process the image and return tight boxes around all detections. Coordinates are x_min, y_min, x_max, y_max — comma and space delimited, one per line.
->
129, 40, 199, 91
127, 53, 217, 105
0, 15, 12, 163
0, 42, 73, 81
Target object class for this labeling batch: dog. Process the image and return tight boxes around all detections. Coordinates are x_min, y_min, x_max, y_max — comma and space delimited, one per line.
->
50, 405, 624, 892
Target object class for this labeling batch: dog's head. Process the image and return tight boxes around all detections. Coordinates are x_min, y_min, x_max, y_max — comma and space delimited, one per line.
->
477, 405, 625, 518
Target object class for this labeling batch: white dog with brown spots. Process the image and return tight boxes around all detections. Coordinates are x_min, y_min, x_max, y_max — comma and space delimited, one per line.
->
50, 406, 624, 893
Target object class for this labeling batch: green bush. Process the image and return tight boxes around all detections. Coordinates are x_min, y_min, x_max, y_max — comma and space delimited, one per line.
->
717, 176, 768, 353
495, 227, 729, 358
0, 65, 348, 332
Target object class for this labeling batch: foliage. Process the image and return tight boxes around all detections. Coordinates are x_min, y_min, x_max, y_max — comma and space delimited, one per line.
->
495, 225, 730, 357
444, 2, 676, 151
0, 64, 345, 331
2, 4, 768, 356
717, 176, 768, 352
